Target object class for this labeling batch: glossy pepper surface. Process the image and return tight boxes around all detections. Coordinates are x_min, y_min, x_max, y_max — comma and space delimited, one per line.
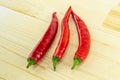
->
52, 7, 72, 71
27, 12, 58, 68
71, 11, 90, 69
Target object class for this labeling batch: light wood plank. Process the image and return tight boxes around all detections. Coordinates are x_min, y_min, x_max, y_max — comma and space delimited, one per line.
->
0, 1, 120, 80
0, 59, 42, 80
103, 3, 120, 32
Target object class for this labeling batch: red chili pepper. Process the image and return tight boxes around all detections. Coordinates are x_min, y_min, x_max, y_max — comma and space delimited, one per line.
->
52, 7, 71, 71
71, 11, 90, 69
26, 12, 58, 68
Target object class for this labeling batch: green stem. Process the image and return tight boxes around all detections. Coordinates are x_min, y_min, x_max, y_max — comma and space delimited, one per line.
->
26, 58, 36, 68
52, 56, 59, 71
71, 58, 82, 70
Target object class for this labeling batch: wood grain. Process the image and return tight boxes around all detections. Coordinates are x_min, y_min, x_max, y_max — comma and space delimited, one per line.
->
0, 0, 120, 80
103, 3, 120, 32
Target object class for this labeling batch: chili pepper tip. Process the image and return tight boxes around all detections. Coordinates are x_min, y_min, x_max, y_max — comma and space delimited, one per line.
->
71, 58, 82, 70
52, 56, 59, 71
26, 58, 36, 68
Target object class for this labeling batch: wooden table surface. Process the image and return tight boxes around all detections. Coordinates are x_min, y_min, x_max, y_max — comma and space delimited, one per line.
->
0, 0, 120, 80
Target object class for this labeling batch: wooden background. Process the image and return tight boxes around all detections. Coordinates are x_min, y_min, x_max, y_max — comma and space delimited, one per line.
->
0, 0, 120, 80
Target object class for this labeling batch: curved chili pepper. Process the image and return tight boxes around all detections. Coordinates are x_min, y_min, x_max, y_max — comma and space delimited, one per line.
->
52, 7, 71, 71
71, 11, 90, 69
26, 12, 58, 68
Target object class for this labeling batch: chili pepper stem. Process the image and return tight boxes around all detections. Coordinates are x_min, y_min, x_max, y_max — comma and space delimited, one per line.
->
26, 58, 36, 68
71, 58, 82, 70
52, 56, 59, 71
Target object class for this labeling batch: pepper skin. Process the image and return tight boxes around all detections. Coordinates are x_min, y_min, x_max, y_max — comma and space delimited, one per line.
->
27, 12, 58, 68
52, 7, 72, 71
71, 11, 90, 69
